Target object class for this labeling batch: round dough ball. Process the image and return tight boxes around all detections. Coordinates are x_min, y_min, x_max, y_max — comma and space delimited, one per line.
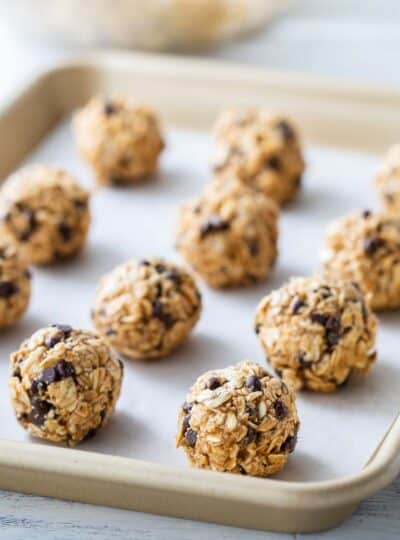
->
0, 165, 90, 265
176, 359, 299, 477
323, 210, 400, 310
0, 240, 31, 328
73, 96, 164, 186
212, 109, 305, 205
176, 177, 278, 288
255, 276, 377, 392
9, 325, 123, 445
375, 143, 400, 213
92, 258, 202, 359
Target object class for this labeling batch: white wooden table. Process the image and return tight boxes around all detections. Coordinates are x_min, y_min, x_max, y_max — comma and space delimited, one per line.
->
1, 1, 400, 538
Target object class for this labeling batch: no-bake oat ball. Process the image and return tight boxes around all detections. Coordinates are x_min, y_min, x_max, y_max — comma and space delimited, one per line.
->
212, 109, 305, 205
375, 143, 400, 213
73, 96, 164, 186
9, 325, 123, 445
176, 360, 299, 477
323, 210, 400, 310
255, 276, 377, 392
0, 165, 90, 265
0, 240, 31, 329
176, 177, 279, 288
92, 258, 202, 359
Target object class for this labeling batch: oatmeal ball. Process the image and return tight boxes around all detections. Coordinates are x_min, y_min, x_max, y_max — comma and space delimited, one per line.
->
255, 276, 377, 392
176, 360, 299, 477
0, 240, 31, 328
73, 96, 164, 186
212, 109, 305, 205
375, 144, 400, 213
9, 325, 123, 445
0, 165, 90, 265
323, 210, 400, 310
176, 177, 278, 288
92, 258, 202, 359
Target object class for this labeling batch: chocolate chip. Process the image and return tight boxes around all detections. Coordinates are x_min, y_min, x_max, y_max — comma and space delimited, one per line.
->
185, 428, 197, 447
74, 199, 87, 210
254, 323, 261, 335
200, 215, 230, 238
274, 368, 283, 378
310, 312, 329, 326
164, 268, 181, 284
52, 324, 72, 336
246, 374, 262, 392
182, 401, 193, 413
298, 353, 311, 368
310, 313, 341, 349
30, 379, 41, 395
45, 334, 62, 349
104, 102, 117, 116
265, 156, 281, 171
0, 281, 18, 298
325, 315, 341, 348
295, 174, 302, 187
182, 414, 191, 430
40, 367, 58, 385
362, 209, 372, 219
55, 360, 75, 380
363, 236, 383, 255
155, 263, 167, 273
17, 206, 37, 242
275, 120, 295, 141
105, 328, 116, 336
292, 298, 305, 314
12, 367, 21, 380
58, 222, 73, 242
152, 300, 174, 328
247, 238, 259, 256
243, 427, 257, 445
139, 259, 150, 266
206, 376, 221, 390
30, 398, 53, 426
273, 400, 288, 419
118, 358, 124, 372
319, 286, 332, 299
282, 433, 297, 453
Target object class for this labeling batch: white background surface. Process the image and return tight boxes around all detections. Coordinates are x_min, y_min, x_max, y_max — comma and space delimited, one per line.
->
1, 1, 400, 538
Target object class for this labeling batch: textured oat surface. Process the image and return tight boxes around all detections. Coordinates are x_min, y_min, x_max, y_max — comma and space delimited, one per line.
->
177, 359, 299, 477
0, 165, 90, 265
375, 144, 400, 213
176, 177, 278, 287
0, 239, 31, 328
255, 276, 377, 392
73, 96, 164, 186
92, 258, 202, 359
212, 109, 305, 205
323, 211, 400, 310
9, 325, 123, 445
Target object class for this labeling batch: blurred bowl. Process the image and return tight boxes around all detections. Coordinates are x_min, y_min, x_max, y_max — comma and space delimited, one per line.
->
0, 0, 290, 51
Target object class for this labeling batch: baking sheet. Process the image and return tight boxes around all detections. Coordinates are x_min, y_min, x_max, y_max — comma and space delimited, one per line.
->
0, 118, 398, 483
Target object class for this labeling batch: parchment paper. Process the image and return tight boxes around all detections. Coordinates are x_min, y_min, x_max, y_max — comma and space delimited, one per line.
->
0, 119, 398, 482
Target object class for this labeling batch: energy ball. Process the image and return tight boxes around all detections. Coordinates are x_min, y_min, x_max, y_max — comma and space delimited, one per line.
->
92, 258, 202, 359
176, 177, 278, 288
255, 276, 377, 392
0, 165, 90, 265
0, 240, 31, 329
212, 109, 305, 205
323, 210, 400, 310
375, 143, 400, 213
73, 96, 164, 186
176, 360, 299, 477
9, 325, 123, 445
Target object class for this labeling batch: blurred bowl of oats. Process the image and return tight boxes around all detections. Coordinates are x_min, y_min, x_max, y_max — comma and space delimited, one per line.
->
0, 0, 290, 50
